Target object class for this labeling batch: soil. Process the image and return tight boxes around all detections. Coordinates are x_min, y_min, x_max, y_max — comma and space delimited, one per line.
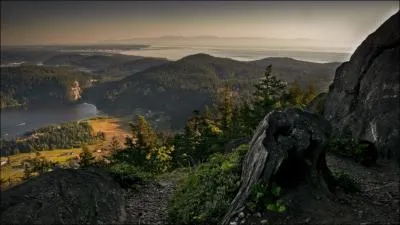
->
122, 154, 399, 225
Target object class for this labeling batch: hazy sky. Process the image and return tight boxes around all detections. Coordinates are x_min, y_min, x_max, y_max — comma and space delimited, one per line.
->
1, 1, 398, 49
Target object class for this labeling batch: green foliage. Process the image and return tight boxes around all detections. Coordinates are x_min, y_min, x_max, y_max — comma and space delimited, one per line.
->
0, 121, 104, 156
168, 144, 248, 225
249, 65, 287, 127
130, 115, 159, 150
173, 109, 225, 165
333, 171, 361, 193
22, 156, 58, 179
247, 182, 287, 214
79, 145, 95, 167
107, 162, 152, 188
112, 115, 175, 174
326, 136, 375, 165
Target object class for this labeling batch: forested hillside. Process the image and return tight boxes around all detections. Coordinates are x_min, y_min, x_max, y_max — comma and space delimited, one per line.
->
85, 54, 339, 128
0, 66, 93, 108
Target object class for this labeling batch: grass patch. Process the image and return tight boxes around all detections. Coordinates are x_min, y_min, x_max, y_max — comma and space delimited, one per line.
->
168, 144, 248, 225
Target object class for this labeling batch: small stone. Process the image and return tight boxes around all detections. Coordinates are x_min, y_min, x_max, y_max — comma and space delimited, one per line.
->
260, 219, 268, 224
360, 222, 370, 225
358, 210, 363, 215
238, 212, 245, 218
305, 217, 311, 223
230, 222, 238, 225
240, 219, 246, 224
256, 212, 262, 217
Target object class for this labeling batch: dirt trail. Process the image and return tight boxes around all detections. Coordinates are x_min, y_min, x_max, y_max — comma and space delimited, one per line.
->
124, 179, 177, 225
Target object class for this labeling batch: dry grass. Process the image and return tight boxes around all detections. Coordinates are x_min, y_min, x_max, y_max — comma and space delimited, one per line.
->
87, 117, 130, 143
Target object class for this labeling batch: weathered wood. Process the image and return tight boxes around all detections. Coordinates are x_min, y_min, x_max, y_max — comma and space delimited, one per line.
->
221, 108, 335, 225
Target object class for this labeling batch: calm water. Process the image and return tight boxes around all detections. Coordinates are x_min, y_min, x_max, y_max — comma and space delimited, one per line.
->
119, 45, 351, 63
0, 103, 99, 140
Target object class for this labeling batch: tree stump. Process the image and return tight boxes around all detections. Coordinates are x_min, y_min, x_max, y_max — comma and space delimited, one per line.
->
221, 108, 335, 225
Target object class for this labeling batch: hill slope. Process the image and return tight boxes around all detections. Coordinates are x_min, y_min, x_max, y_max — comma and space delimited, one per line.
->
84, 54, 339, 128
0, 66, 93, 108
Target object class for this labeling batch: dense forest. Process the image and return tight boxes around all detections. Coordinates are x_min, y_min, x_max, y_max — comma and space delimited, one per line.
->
0, 121, 104, 156
0, 66, 94, 108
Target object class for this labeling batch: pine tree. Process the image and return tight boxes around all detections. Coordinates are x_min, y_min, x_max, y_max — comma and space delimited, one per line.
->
131, 115, 158, 150
250, 65, 287, 128
216, 85, 234, 132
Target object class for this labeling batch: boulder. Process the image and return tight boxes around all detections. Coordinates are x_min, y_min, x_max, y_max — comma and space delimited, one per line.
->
0, 167, 126, 224
324, 11, 400, 162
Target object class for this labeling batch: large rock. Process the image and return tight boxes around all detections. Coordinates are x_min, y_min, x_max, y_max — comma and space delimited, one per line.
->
0, 168, 126, 224
324, 11, 400, 161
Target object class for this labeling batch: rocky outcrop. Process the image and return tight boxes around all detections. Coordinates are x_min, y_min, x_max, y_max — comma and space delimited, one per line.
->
324, 11, 400, 162
0, 168, 126, 224
70, 80, 82, 100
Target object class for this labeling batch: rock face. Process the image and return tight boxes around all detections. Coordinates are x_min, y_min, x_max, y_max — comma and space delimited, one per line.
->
0, 168, 126, 224
222, 108, 334, 225
324, 11, 400, 161
70, 80, 82, 100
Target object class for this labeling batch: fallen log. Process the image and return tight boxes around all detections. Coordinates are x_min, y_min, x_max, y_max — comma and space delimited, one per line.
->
221, 108, 336, 225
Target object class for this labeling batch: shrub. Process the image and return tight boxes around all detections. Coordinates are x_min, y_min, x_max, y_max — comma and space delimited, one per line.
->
247, 182, 286, 214
168, 144, 248, 225
326, 137, 377, 166
107, 162, 152, 188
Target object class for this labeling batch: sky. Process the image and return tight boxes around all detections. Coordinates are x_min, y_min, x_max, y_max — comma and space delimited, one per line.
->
1, 1, 399, 50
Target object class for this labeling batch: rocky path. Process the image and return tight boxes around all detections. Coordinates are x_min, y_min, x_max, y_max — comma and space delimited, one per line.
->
326, 154, 400, 225
124, 179, 177, 225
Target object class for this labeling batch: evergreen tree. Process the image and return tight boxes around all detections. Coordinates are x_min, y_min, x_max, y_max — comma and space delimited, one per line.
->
79, 145, 95, 167
216, 85, 234, 132
130, 115, 158, 150
250, 65, 287, 128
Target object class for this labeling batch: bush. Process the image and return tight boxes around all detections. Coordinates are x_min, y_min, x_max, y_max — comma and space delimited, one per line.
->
326, 137, 377, 166
168, 144, 248, 225
247, 182, 286, 214
107, 162, 152, 188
